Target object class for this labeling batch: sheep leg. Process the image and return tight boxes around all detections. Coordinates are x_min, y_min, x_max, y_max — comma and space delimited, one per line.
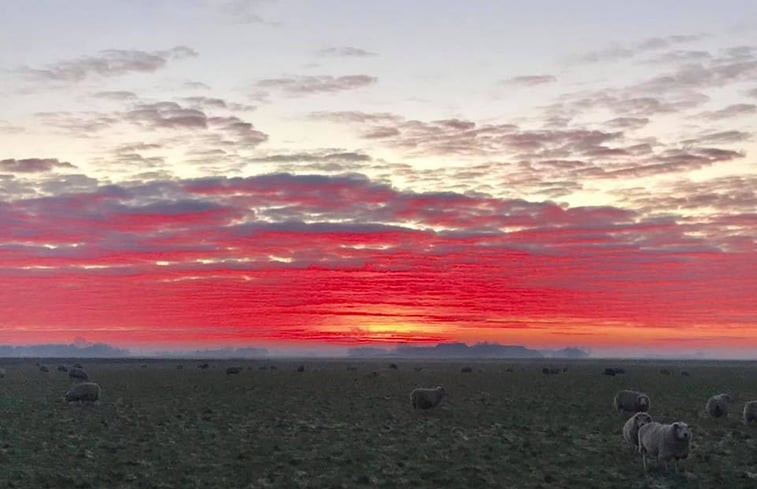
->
641, 452, 648, 473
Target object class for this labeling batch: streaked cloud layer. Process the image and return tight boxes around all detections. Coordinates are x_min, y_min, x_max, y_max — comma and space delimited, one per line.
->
0, 1, 754, 353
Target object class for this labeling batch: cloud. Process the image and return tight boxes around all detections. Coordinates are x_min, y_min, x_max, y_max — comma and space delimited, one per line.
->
127, 102, 208, 129
577, 34, 706, 63
0, 158, 76, 173
697, 103, 757, 120
248, 151, 371, 163
256, 75, 377, 95
93, 91, 138, 101
0, 172, 753, 347
19, 46, 197, 82
317, 47, 377, 57
502, 75, 557, 86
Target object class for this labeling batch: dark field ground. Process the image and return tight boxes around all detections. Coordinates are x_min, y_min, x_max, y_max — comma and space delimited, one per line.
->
1, 359, 757, 488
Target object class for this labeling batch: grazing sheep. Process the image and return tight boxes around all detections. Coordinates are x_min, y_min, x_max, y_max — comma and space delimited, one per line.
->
461, 366, 473, 373
614, 390, 651, 415
69, 368, 88, 381
623, 412, 653, 447
549, 367, 560, 375
743, 401, 757, 424
226, 367, 242, 375
198, 363, 209, 369
706, 393, 733, 418
638, 421, 691, 473
57, 365, 68, 372
65, 382, 101, 403
542, 367, 550, 375
562, 367, 568, 373
39, 365, 49, 373
389, 363, 398, 370
410, 386, 446, 410
604, 368, 616, 376
505, 368, 513, 373
296, 365, 305, 372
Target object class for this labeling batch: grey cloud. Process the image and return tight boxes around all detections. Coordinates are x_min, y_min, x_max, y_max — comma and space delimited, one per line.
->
578, 34, 706, 63
502, 75, 557, 86
257, 75, 377, 95
93, 91, 138, 101
127, 102, 208, 129
697, 104, 757, 120
605, 117, 650, 130
318, 47, 377, 57
249, 151, 370, 163
19, 46, 197, 82
0, 158, 76, 173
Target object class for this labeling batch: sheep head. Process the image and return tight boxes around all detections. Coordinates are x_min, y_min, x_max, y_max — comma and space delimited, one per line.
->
672, 422, 691, 441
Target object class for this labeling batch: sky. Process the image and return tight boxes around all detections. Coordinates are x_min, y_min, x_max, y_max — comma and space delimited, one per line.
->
0, 1, 755, 356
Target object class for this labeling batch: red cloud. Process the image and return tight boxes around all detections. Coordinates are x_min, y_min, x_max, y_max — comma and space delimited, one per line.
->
0, 173, 753, 348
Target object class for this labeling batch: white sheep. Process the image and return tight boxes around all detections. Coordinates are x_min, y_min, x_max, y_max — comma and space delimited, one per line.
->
743, 401, 757, 424
410, 386, 446, 410
638, 421, 691, 474
65, 382, 101, 403
705, 393, 732, 418
613, 390, 651, 416
623, 412, 653, 447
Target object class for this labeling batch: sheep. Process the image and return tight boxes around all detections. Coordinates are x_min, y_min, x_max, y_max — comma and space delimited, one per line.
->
410, 386, 446, 410
614, 390, 651, 416
743, 401, 757, 424
225, 367, 242, 375
65, 382, 101, 403
198, 363, 209, 369
638, 421, 691, 473
389, 363, 398, 370
296, 365, 305, 372
705, 393, 733, 418
623, 412, 653, 447
604, 368, 616, 376
660, 368, 672, 375
57, 365, 68, 372
461, 366, 473, 373
69, 368, 89, 381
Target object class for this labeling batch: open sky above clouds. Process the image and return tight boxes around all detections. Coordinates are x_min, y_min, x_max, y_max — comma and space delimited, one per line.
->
0, 1, 755, 355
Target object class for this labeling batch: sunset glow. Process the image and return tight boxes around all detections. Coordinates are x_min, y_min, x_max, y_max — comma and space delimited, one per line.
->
0, 1, 755, 356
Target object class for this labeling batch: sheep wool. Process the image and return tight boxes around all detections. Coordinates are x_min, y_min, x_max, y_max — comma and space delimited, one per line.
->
706, 394, 732, 418
623, 412, 653, 447
65, 382, 101, 403
410, 386, 446, 410
638, 421, 691, 473
613, 390, 651, 415
743, 401, 757, 424
69, 368, 89, 381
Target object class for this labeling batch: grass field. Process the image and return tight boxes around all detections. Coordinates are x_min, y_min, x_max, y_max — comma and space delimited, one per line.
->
1, 358, 757, 488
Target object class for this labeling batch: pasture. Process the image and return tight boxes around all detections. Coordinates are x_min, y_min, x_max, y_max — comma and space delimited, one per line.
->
1, 359, 757, 488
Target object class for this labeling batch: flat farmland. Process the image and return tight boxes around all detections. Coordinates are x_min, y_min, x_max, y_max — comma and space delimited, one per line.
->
1, 359, 757, 488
